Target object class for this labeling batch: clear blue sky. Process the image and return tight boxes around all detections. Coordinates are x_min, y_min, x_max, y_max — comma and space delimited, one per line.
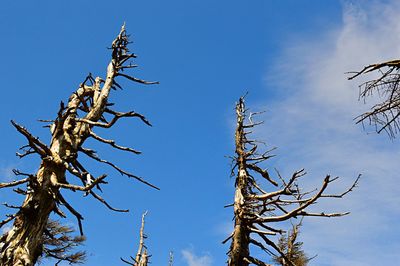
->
1, 1, 399, 265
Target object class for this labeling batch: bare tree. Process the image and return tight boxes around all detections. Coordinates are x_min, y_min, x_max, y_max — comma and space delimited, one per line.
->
0, 25, 158, 265
121, 212, 175, 266
348, 60, 400, 138
121, 211, 150, 266
224, 97, 360, 266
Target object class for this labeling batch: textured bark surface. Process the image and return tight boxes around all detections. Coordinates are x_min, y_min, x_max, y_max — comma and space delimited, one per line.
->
0, 25, 157, 265
228, 100, 250, 266
225, 97, 360, 266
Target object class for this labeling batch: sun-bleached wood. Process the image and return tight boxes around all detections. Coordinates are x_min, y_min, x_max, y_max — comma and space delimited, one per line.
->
0, 25, 158, 265
226, 96, 360, 266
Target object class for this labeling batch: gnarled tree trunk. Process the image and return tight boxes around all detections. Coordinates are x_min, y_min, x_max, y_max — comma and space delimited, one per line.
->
225, 97, 360, 266
0, 25, 158, 265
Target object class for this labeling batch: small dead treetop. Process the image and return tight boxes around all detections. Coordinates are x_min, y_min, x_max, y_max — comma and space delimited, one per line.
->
121, 211, 151, 266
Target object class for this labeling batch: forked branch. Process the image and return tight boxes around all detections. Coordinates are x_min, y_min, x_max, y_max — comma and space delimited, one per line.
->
348, 59, 400, 137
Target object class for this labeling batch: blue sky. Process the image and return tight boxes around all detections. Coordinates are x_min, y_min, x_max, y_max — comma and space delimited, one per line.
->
1, 1, 400, 265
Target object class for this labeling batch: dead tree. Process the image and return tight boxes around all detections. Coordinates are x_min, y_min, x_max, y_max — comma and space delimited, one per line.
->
348, 60, 400, 137
0, 25, 158, 266
121, 211, 150, 266
224, 97, 360, 266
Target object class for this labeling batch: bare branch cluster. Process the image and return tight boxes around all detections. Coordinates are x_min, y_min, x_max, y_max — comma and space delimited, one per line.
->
348, 60, 400, 137
226, 97, 360, 266
0, 25, 158, 265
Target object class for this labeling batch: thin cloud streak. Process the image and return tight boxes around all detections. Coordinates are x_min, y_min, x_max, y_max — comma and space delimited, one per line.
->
260, 1, 400, 265
182, 248, 213, 266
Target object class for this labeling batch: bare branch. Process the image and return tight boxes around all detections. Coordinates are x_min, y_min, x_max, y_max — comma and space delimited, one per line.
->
117, 73, 159, 85
79, 147, 159, 190
297, 211, 350, 217
247, 163, 278, 186
120, 257, 136, 266
0, 214, 16, 228
11, 120, 51, 157
78, 109, 152, 128
55, 175, 107, 192
89, 130, 141, 154
321, 174, 361, 198
349, 60, 400, 137
347, 60, 400, 80
89, 190, 129, 213
57, 193, 84, 235
0, 178, 29, 189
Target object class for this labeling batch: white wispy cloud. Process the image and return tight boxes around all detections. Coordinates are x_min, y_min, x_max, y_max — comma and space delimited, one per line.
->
258, 1, 400, 265
182, 248, 212, 266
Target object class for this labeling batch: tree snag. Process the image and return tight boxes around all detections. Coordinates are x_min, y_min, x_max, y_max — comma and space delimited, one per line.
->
121, 211, 150, 266
348, 60, 400, 138
225, 96, 360, 266
0, 25, 158, 266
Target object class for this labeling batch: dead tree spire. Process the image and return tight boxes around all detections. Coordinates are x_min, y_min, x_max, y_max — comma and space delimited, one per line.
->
0, 25, 158, 265
225, 96, 360, 266
121, 211, 150, 266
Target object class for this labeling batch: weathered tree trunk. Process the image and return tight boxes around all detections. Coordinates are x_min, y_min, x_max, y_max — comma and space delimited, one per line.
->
1, 105, 92, 265
228, 99, 250, 266
0, 25, 157, 265
225, 96, 360, 266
